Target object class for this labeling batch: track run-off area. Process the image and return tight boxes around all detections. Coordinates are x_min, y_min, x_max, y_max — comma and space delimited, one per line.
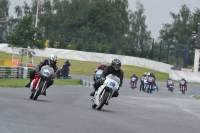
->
1, 75, 200, 133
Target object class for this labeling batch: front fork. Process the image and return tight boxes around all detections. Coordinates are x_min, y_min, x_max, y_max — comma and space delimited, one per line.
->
33, 79, 47, 94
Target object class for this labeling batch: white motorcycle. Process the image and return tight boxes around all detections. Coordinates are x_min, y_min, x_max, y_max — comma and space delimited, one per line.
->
167, 80, 174, 93
94, 69, 103, 81
140, 77, 148, 91
91, 74, 120, 110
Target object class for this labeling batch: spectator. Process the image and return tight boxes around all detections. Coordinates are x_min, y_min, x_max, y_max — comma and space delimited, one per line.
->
28, 62, 34, 67
62, 60, 71, 78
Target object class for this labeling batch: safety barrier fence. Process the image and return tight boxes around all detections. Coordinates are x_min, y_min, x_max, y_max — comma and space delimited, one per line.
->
0, 66, 34, 78
79, 79, 94, 88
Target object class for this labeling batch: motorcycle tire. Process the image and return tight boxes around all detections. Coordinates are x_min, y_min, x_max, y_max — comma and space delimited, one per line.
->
96, 90, 110, 110
33, 81, 44, 100
140, 85, 142, 91
30, 91, 35, 99
92, 100, 97, 109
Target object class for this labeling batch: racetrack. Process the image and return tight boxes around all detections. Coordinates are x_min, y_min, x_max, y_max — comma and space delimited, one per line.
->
0, 75, 200, 133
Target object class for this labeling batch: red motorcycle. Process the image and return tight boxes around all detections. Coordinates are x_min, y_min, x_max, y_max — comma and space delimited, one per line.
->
130, 77, 137, 90
146, 77, 155, 93
30, 65, 55, 100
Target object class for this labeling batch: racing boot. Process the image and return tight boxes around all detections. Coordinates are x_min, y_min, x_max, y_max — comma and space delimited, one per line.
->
25, 78, 33, 88
90, 91, 95, 96
43, 90, 46, 96
105, 101, 109, 106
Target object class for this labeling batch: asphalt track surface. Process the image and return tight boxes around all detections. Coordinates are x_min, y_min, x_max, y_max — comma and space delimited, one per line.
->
1, 75, 200, 133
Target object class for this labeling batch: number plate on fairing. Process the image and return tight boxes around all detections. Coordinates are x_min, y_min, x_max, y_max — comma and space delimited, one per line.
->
43, 71, 50, 77
109, 82, 116, 87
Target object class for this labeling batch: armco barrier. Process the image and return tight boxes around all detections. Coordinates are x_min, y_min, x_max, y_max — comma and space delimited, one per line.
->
0, 66, 18, 78
80, 79, 94, 88
0, 66, 34, 78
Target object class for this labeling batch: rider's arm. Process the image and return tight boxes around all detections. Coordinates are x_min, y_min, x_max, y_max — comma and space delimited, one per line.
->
53, 65, 58, 72
100, 66, 109, 78
119, 70, 124, 87
36, 59, 46, 72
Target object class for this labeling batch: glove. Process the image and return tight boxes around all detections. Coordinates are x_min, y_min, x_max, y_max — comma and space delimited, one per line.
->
35, 69, 39, 74
99, 78, 105, 84
100, 77, 105, 80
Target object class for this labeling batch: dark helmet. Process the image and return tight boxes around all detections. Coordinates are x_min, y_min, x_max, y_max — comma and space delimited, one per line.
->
182, 78, 185, 80
150, 72, 153, 76
111, 59, 121, 71
132, 74, 136, 77
168, 77, 172, 80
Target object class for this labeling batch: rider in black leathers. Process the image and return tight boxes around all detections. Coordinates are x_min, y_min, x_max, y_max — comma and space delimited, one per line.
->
90, 59, 124, 105
25, 54, 58, 96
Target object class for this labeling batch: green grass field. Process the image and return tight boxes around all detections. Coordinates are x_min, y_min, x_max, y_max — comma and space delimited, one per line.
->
0, 78, 82, 88
194, 95, 200, 99
0, 51, 168, 81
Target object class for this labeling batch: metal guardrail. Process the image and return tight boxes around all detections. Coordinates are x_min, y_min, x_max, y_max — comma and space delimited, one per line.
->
0, 66, 18, 78
0, 66, 34, 78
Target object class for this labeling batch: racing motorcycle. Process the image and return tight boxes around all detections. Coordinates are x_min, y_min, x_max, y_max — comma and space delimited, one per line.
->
130, 77, 137, 90
93, 69, 103, 81
140, 77, 148, 91
180, 80, 186, 94
91, 74, 120, 110
146, 77, 156, 93
30, 65, 55, 100
167, 80, 174, 93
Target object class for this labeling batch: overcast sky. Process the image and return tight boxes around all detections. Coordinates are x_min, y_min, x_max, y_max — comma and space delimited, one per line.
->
9, 0, 200, 39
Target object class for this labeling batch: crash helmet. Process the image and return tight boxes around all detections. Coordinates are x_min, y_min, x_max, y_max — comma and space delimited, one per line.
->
111, 59, 121, 71
49, 54, 58, 65
150, 72, 153, 76
100, 61, 107, 70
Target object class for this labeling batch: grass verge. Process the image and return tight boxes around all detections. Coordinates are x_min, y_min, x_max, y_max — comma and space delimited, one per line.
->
0, 78, 82, 88
0, 52, 169, 80
194, 95, 200, 100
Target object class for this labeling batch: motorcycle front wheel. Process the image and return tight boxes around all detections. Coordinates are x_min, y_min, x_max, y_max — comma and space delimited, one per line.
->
33, 81, 45, 100
96, 90, 110, 110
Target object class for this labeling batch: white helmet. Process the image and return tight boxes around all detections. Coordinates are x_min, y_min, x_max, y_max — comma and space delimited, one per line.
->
100, 61, 107, 70
147, 72, 150, 76
49, 54, 58, 65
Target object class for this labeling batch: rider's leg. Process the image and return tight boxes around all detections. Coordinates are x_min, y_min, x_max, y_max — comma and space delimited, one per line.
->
43, 79, 54, 96
25, 69, 35, 87
90, 80, 101, 96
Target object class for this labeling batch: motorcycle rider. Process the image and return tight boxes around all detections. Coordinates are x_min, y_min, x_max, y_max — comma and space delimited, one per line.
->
147, 72, 159, 92
130, 74, 138, 87
90, 59, 124, 105
179, 78, 187, 91
140, 72, 148, 91
93, 61, 107, 81
166, 77, 174, 90
25, 54, 58, 96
